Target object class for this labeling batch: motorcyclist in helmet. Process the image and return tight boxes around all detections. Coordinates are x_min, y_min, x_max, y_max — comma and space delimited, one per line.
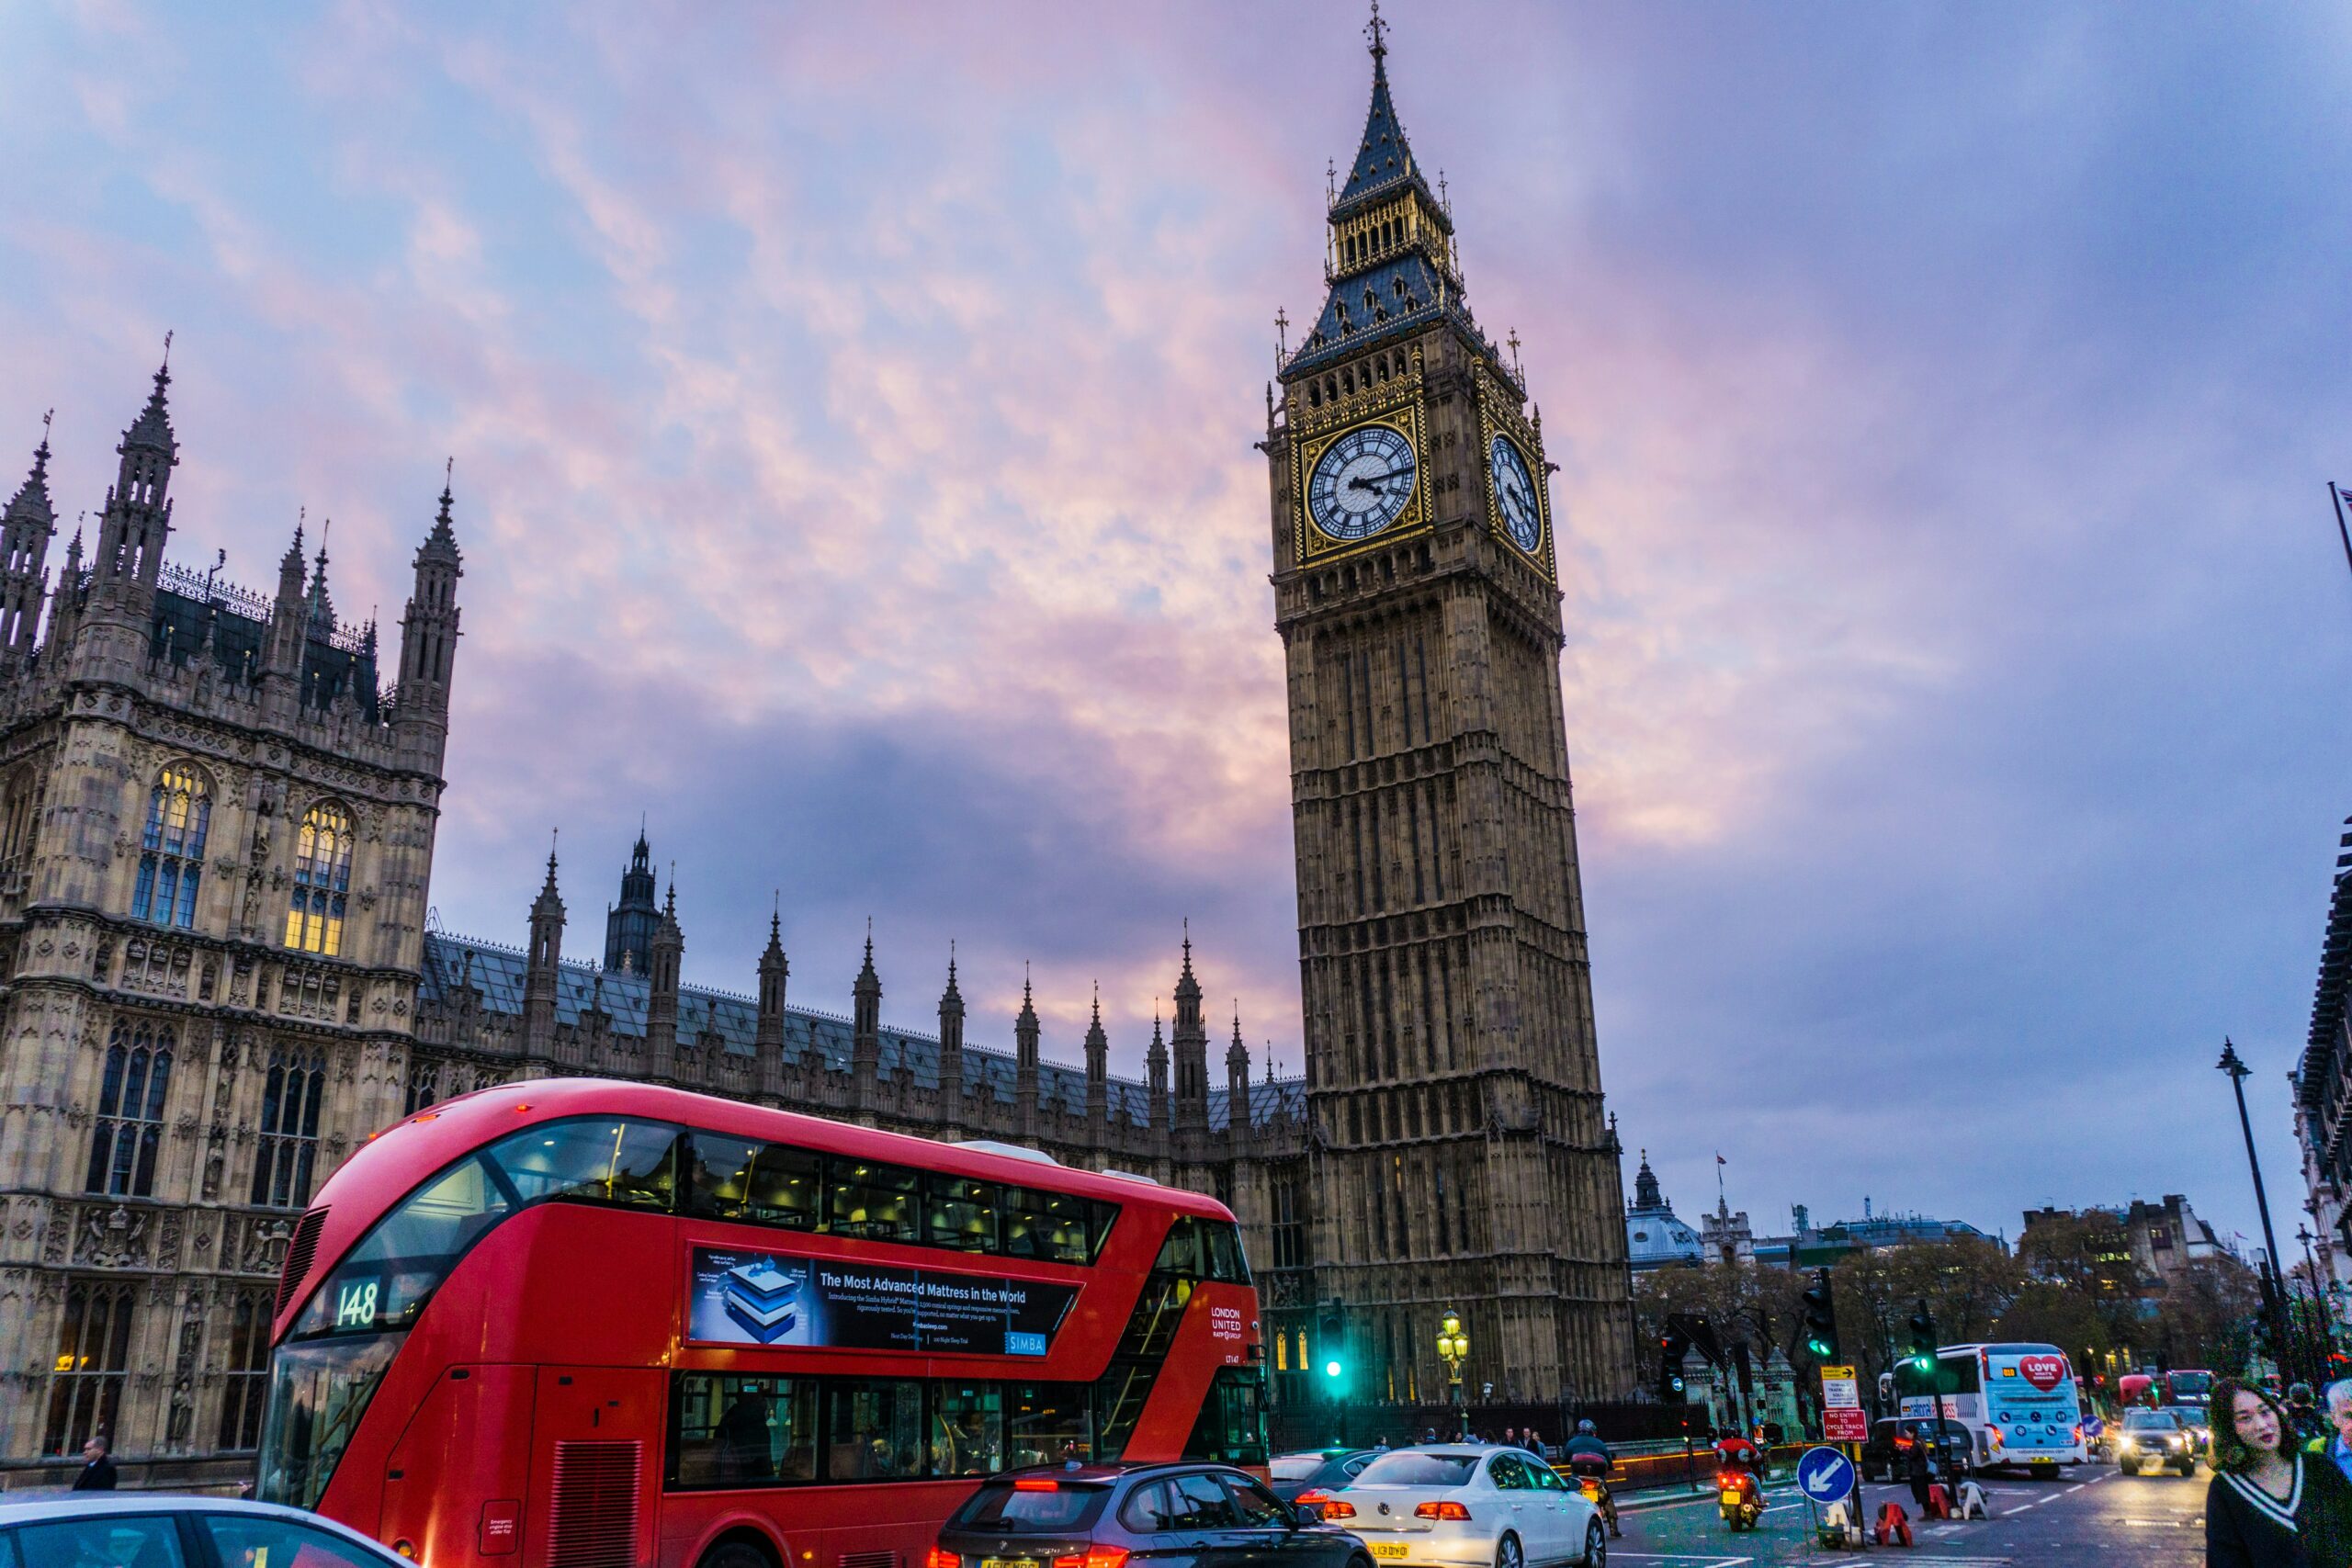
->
1563, 1419, 1620, 1538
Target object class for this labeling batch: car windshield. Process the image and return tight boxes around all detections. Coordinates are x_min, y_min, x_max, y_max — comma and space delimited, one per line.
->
1271, 1454, 1329, 1481
1355, 1452, 1479, 1487
2123, 1412, 2179, 1431
949, 1479, 1113, 1532
2165, 1407, 2206, 1427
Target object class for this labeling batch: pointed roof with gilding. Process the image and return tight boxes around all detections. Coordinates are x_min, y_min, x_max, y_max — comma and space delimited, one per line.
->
419, 461, 462, 567
1283, 9, 1516, 389
6, 417, 56, 535
1332, 4, 1429, 217
121, 346, 178, 463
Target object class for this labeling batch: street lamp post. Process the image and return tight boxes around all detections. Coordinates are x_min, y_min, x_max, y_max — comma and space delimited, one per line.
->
2300, 1225, 2333, 1373
1436, 1311, 1470, 1442
2220, 1038, 2301, 1385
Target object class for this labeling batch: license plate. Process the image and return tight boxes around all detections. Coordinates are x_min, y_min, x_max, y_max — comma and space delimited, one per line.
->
1719, 1491, 1743, 1506
1369, 1545, 1409, 1561
979, 1557, 1039, 1568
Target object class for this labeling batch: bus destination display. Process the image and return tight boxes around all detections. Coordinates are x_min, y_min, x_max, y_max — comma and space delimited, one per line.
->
687, 1247, 1079, 1355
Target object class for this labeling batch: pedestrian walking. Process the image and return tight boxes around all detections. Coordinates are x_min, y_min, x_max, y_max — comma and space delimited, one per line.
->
2206, 1377, 2352, 1567
70, 1436, 117, 1491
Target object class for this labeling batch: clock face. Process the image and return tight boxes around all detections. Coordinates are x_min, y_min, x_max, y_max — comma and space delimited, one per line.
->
1306, 423, 1419, 542
1490, 434, 1542, 553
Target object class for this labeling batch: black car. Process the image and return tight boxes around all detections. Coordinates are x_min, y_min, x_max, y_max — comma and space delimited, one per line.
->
1268, 1450, 1379, 1505
1859, 1417, 1973, 1483
937, 1462, 1371, 1568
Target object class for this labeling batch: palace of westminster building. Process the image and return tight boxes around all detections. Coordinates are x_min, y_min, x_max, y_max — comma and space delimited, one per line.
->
0, 25, 1633, 1487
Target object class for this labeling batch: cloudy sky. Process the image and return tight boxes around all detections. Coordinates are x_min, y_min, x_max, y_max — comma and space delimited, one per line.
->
6, 1, 2351, 1255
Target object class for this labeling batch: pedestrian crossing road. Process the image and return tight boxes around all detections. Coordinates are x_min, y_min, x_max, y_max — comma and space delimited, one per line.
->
1605, 1463, 2205, 1565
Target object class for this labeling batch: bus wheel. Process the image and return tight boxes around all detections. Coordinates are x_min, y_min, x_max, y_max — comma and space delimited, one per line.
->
697, 1540, 777, 1568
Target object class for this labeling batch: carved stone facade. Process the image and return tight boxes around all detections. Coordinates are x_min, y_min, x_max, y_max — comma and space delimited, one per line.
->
1259, 28, 1634, 1399
0, 367, 461, 1488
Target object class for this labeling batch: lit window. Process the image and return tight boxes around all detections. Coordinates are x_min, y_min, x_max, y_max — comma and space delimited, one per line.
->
130, 764, 209, 928
283, 803, 353, 955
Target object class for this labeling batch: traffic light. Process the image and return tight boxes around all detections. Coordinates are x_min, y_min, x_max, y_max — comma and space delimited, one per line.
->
1317, 1299, 1348, 1391
1905, 1301, 1938, 1375
1801, 1269, 1840, 1362
1659, 1320, 1690, 1401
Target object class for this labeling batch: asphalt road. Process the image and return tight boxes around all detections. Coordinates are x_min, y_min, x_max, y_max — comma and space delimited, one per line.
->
1606, 1461, 2207, 1565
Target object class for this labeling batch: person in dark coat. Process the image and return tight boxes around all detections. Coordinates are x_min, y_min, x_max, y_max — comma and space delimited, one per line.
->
2206, 1377, 2352, 1568
1903, 1427, 1933, 1514
71, 1436, 118, 1491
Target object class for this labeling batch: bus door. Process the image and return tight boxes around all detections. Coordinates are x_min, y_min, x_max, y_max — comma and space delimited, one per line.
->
529, 1366, 665, 1568
380, 1364, 537, 1562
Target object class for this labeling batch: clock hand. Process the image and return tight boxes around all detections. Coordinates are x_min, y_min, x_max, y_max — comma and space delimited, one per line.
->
1346, 468, 1415, 491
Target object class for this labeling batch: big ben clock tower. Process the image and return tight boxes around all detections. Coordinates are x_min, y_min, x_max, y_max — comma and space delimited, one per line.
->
1264, 11, 1634, 1401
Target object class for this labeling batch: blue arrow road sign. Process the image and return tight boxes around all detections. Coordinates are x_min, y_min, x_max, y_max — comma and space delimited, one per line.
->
1797, 1445, 1857, 1503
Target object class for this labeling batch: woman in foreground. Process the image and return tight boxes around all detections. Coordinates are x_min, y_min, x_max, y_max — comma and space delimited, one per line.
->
2208, 1376, 2352, 1566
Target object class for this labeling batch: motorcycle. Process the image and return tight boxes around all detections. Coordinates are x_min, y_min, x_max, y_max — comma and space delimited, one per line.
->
1570, 1464, 1621, 1539
1716, 1467, 1763, 1532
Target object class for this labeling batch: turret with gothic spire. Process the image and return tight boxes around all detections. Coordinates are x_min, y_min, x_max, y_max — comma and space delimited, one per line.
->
1014, 969, 1040, 1140
647, 878, 683, 1055
1146, 1006, 1170, 1140
605, 822, 660, 975
938, 948, 967, 1130
394, 467, 463, 768
523, 840, 564, 1058
852, 925, 881, 1111
1, 420, 56, 660
1083, 985, 1109, 1142
1225, 1007, 1251, 1138
78, 352, 176, 675
1171, 927, 1209, 1137
755, 906, 788, 1058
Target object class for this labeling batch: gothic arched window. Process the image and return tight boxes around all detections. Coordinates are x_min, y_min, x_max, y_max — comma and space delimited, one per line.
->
131, 764, 209, 929
84, 1019, 174, 1197
283, 802, 353, 956
250, 1048, 325, 1208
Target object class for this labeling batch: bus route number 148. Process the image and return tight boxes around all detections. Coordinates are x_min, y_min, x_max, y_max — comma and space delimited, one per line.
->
334, 1279, 381, 1331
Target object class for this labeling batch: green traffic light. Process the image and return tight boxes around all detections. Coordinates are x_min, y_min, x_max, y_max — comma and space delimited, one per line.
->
1324, 1359, 1343, 1379
1806, 1337, 1831, 1357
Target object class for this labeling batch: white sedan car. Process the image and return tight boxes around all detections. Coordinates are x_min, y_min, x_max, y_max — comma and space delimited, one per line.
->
1306, 1446, 1608, 1568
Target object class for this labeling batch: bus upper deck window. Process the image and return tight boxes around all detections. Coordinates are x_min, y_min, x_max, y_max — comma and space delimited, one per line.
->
927, 1173, 1000, 1253
492, 1118, 680, 1212
827, 1158, 921, 1244
686, 1132, 819, 1230
1002, 1187, 1091, 1265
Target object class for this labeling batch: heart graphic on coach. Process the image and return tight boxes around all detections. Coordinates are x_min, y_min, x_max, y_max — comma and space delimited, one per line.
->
2018, 1354, 2065, 1391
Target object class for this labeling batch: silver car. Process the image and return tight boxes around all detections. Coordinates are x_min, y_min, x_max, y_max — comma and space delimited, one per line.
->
0, 1494, 409, 1568
1317, 1445, 1607, 1568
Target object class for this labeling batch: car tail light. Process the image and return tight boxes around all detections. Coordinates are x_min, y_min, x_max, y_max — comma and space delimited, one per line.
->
1414, 1501, 1470, 1521
1303, 1494, 1356, 1519
1014, 1478, 1060, 1492
1052, 1551, 1126, 1568
928, 1551, 958, 1568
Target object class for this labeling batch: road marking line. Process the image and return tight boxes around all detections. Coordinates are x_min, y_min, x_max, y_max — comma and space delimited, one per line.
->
2002, 1504, 2034, 1515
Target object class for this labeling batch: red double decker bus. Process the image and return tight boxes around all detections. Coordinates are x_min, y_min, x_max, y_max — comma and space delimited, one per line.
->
257, 1079, 1267, 1568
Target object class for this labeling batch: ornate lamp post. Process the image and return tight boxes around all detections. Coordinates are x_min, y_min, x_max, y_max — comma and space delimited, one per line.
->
1436, 1311, 1470, 1441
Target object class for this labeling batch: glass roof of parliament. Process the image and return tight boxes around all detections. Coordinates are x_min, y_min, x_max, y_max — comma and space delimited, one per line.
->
420, 931, 1306, 1134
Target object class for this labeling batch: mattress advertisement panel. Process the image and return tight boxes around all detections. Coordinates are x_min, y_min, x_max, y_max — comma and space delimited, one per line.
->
687, 1246, 1080, 1356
